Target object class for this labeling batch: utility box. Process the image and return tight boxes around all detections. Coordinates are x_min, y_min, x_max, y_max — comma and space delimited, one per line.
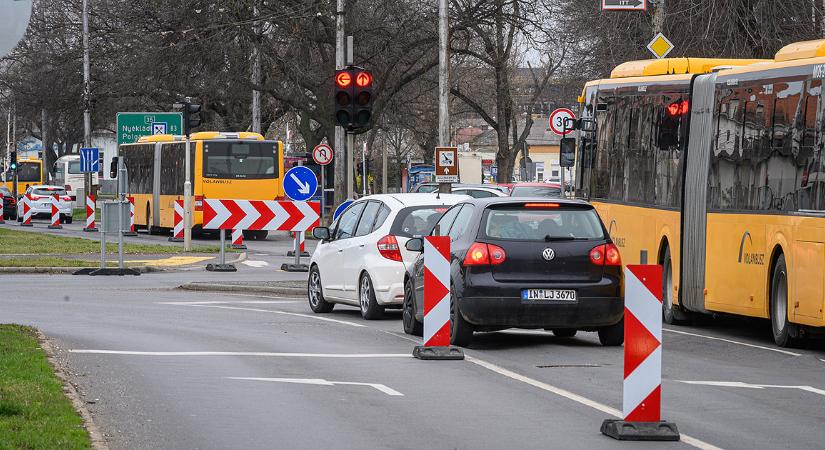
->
101, 201, 130, 233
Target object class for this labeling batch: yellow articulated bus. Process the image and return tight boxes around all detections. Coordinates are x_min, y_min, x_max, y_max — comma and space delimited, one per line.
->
3, 156, 44, 194
575, 40, 825, 347
119, 131, 284, 240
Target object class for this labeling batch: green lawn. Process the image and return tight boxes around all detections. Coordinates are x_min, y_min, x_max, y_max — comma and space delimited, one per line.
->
0, 325, 92, 449
0, 257, 119, 268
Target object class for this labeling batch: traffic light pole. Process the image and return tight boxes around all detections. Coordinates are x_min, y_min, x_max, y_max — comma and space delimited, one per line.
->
82, 0, 92, 208
184, 135, 192, 252
346, 36, 355, 199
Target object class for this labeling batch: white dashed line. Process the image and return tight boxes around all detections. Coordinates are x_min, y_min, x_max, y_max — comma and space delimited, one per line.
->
69, 350, 410, 358
664, 328, 801, 357
191, 304, 366, 327
227, 377, 404, 396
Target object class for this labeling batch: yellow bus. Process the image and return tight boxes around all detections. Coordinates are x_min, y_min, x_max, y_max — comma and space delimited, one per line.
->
3, 156, 44, 194
119, 131, 284, 239
575, 41, 825, 347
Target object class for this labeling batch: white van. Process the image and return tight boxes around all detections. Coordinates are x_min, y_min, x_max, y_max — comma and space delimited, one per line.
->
53, 154, 98, 204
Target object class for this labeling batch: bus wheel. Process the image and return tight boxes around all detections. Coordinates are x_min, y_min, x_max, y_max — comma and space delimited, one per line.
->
771, 254, 798, 347
146, 205, 157, 235
662, 247, 689, 325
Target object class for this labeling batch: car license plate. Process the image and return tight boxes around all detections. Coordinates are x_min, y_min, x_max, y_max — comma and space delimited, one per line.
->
522, 289, 577, 301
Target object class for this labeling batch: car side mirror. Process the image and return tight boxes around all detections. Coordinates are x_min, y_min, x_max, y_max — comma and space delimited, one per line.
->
312, 227, 331, 241
405, 238, 423, 252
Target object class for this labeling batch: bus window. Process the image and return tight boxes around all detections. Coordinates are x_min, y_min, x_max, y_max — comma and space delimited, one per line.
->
203, 142, 277, 179
16, 162, 41, 182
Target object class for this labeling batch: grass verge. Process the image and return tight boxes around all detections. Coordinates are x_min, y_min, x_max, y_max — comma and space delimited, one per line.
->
0, 325, 92, 449
0, 257, 120, 268
0, 227, 229, 255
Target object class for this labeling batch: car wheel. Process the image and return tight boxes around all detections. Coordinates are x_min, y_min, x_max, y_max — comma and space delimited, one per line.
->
307, 265, 334, 313
450, 286, 474, 347
771, 254, 797, 347
662, 247, 689, 325
598, 318, 624, 346
402, 279, 422, 336
552, 329, 577, 338
359, 273, 384, 320
66, 215, 73, 224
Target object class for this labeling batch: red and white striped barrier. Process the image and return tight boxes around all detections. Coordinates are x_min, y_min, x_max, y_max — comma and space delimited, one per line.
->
412, 236, 463, 360
124, 196, 137, 235
48, 194, 62, 229
231, 228, 246, 249
601, 265, 679, 441
287, 231, 309, 257
84, 195, 97, 232
169, 200, 184, 242
203, 199, 320, 231
20, 194, 32, 226
0, 191, 4, 224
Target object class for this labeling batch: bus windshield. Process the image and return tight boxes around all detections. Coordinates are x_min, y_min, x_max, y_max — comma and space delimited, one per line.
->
16, 162, 41, 182
203, 141, 277, 179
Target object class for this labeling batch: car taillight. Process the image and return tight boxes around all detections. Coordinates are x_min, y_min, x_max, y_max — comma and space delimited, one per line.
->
29, 195, 42, 201
194, 195, 204, 211
377, 235, 402, 261
590, 243, 621, 266
523, 203, 560, 209
463, 242, 507, 266
65, 185, 72, 191
60, 196, 71, 201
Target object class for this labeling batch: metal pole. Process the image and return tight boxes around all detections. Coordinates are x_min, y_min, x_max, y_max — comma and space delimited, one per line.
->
41, 109, 48, 183
320, 168, 325, 224
5, 107, 10, 173
334, 0, 346, 205
12, 105, 16, 198
184, 135, 192, 251
293, 231, 300, 265
362, 142, 367, 196
82, 0, 92, 206
219, 230, 226, 266
437, 0, 450, 194
99, 208, 105, 270
251, 4, 261, 134
382, 141, 387, 194
118, 159, 126, 270
652, 0, 665, 35
346, 36, 354, 199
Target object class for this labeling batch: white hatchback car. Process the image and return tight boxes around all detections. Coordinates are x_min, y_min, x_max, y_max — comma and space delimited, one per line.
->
308, 193, 468, 319
16, 185, 73, 223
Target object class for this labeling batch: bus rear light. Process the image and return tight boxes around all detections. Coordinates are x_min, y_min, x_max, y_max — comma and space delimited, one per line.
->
194, 196, 204, 211
377, 235, 402, 261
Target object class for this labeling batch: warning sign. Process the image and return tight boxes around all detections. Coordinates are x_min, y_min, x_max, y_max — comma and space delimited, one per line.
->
435, 147, 459, 183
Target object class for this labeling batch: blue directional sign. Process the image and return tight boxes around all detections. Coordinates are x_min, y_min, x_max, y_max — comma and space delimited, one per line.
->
283, 166, 318, 202
333, 200, 354, 221
79, 147, 100, 173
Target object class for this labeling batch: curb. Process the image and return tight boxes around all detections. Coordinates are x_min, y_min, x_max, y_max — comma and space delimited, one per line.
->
0, 265, 164, 274
179, 282, 305, 297
36, 330, 109, 450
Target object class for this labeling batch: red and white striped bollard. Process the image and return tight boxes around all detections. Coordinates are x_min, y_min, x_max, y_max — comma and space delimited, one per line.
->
124, 196, 137, 236
20, 194, 32, 227
412, 235, 464, 360
231, 229, 246, 249
0, 192, 5, 224
48, 194, 62, 229
169, 200, 184, 242
601, 265, 679, 441
84, 195, 98, 232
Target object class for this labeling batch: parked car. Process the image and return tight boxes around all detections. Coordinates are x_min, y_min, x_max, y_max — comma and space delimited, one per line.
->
451, 186, 508, 198
308, 193, 469, 319
0, 186, 17, 220
402, 197, 624, 347
509, 182, 562, 198
16, 185, 73, 223
412, 182, 510, 196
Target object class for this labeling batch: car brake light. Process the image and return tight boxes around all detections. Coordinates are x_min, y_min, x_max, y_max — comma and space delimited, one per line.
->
463, 242, 506, 266
29, 194, 42, 201
524, 203, 560, 209
377, 235, 402, 261
194, 195, 204, 211
65, 185, 72, 191
60, 196, 71, 201
590, 243, 621, 266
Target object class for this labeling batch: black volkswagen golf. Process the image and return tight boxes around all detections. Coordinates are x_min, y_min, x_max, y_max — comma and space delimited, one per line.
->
402, 197, 623, 347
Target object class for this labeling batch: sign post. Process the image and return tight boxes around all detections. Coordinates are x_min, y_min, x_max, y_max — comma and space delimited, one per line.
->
312, 143, 334, 224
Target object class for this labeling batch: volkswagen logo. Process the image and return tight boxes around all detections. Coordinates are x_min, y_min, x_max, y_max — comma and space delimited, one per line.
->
542, 248, 555, 261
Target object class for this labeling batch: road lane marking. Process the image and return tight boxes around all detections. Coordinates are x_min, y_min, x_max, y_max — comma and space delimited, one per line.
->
466, 356, 723, 450
678, 380, 825, 397
227, 377, 404, 396
69, 350, 411, 358
128, 256, 212, 266
190, 304, 366, 327
241, 260, 269, 268
156, 300, 299, 305
663, 328, 801, 357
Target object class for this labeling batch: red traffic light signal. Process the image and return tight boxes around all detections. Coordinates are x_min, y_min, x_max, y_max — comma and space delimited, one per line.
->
334, 66, 373, 133
355, 71, 372, 88
336, 71, 352, 88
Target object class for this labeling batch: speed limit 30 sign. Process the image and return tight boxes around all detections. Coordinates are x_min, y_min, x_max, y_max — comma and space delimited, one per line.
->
549, 108, 576, 136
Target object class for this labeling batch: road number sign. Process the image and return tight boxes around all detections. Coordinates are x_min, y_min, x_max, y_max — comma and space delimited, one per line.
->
602, 0, 646, 11
549, 108, 576, 136
283, 166, 318, 202
435, 147, 459, 183
79, 147, 100, 173
313, 144, 334, 166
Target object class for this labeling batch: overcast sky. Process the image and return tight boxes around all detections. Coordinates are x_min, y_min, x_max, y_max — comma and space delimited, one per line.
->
0, 0, 32, 58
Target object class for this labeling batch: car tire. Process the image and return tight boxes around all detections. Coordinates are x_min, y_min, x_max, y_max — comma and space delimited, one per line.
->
598, 318, 624, 346
66, 215, 73, 224
552, 329, 577, 338
662, 247, 690, 325
450, 286, 474, 347
359, 273, 384, 320
307, 265, 334, 313
402, 279, 423, 336
770, 254, 797, 347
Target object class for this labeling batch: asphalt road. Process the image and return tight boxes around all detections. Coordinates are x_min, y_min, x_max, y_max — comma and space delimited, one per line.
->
3, 269, 825, 449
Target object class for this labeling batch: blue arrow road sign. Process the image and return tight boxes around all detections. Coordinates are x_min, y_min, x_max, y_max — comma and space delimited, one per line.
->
283, 166, 318, 201
79, 147, 100, 173
333, 199, 354, 221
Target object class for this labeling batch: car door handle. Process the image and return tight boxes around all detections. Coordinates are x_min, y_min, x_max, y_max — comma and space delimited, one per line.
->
338, 249, 344, 253
359, 244, 365, 248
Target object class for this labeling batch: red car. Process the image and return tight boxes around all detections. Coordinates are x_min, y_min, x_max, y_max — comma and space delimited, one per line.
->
509, 182, 562, 198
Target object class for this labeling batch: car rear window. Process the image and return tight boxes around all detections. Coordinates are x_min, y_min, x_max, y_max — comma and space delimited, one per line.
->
33, 188, 67, 196
510, 186, 561, 197
482, 206, 604, 241
390, 205, 450, 238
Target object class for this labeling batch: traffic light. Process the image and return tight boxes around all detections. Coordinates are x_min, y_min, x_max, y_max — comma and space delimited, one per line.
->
333, 66, 373, 133
175, 98, 202, 137
9, 151, 16, 171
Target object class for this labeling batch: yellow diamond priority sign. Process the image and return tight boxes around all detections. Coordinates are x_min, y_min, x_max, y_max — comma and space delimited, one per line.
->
647, 33, 674, 59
